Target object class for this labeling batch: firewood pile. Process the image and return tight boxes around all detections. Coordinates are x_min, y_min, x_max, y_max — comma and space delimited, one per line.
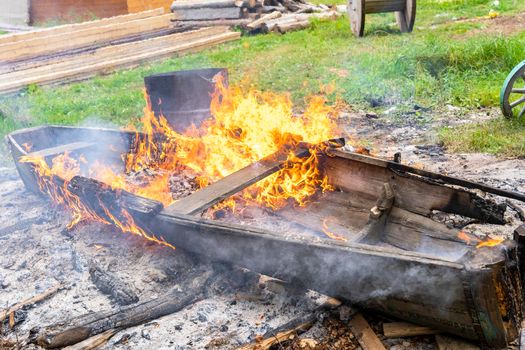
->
170, 0, 342, 33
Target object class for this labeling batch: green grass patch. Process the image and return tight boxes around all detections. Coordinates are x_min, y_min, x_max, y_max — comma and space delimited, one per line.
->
440, 119, 525, 157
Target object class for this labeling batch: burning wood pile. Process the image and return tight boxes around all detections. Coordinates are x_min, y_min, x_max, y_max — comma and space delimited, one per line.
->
170, 0, 342, 33
3, 69, 525, 349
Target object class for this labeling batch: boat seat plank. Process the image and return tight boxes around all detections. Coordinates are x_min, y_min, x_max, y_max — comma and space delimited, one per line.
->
163, 147, 310, 216
27, 141, 96, 159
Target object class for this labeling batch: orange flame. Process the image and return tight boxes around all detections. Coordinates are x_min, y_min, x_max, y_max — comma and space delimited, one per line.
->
476, 237, 504, 249
322, 216, 347, 241
20, 74, 340, 247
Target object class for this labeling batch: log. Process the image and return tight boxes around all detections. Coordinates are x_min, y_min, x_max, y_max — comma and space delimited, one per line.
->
277, 19, 310, 33
348, 313, 386, 350
172, 7, 243, 21
62, 329, 119, 350
89, 262, 139, 306
29, 272, 212, 349
246, 11, 282, 29
382, 322, 440, 338
0, 284, 64, 323
162, 146, 310, 216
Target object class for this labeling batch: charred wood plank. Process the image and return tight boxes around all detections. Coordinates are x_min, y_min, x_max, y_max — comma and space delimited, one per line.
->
67, 176, 163, 220
89, 262, 139, 306
348, 313, 386, 350
0, 284, 64, 325
62, 329, 119, 350
435, 334, 480, 350
328, 149, 525, 204
325, 150, 506, 224
29, 272, 211, 349
163, 146, 310, 216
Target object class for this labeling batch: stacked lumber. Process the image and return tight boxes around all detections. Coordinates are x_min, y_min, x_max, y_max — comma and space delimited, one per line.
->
0, 9, 240, 94
170, 0, 341, 33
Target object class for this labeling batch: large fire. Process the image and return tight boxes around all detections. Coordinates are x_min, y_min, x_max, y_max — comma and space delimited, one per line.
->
20, 73, 339, 248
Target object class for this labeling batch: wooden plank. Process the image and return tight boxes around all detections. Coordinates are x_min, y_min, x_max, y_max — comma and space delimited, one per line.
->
27, 142, 96, 159
163, 147, 310, 216
324, 152, 506, 224
0, 26, 227, 78
383, 322, 440, 338
0, 8, 164, 46
0, 30, 240, 93
348, 313, 386, 350
0, 14, 173, 62
171, 0, 245, 9
0, 26, 228, 80
435, 334, 480, 350
172, 7, 243, 21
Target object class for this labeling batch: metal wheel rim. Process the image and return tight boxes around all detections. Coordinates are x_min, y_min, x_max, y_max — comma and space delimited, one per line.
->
501, 60, 525, 119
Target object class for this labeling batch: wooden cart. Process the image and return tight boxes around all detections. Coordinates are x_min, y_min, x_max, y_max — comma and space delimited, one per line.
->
348, 0, 416, 37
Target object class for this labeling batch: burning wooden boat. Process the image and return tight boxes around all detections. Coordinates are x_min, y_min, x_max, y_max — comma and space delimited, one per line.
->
6, 124, 525, 348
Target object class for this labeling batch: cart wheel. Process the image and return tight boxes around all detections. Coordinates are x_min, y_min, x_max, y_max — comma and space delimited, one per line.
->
396, 0, 416, 33
501, 60, 525, 119
348, 0, 365, 37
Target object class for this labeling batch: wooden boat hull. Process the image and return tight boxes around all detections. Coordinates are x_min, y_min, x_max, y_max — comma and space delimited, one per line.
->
6, 125, 524, 348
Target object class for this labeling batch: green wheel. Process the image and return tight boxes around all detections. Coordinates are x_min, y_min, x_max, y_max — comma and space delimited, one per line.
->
501, 60, 525, 119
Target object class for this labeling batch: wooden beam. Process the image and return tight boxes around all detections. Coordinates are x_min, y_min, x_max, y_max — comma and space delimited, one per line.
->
383, 322, 440, 338
348, 313, 386, 350
163, 147, 310, 216
62, 329, 119, 350
171, 0, 246, 10
0, 8, 165, 46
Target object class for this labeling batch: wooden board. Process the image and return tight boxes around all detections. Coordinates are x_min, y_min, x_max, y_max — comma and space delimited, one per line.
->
0, 14, 173, 62
127, 0, 172, 13
435, 334, 480, 350
0, 8, 165, 46
172, 7, 243, 21
383, 322, 440, 338
348, 313, 386, 350
0, 29, 240, 93
27, 142, 96, 159
324, 150, 506, 224
163, 147, 310, 215
30, 0, 129, 25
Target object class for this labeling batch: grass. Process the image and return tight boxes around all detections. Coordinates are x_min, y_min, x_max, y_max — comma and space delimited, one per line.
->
1, 0, 525, 157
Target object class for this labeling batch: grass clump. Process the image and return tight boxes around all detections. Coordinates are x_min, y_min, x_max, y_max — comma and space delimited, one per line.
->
440, 119, 525, 157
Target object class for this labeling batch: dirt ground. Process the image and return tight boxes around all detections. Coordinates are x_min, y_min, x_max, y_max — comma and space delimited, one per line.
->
1, 107, 524, 349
